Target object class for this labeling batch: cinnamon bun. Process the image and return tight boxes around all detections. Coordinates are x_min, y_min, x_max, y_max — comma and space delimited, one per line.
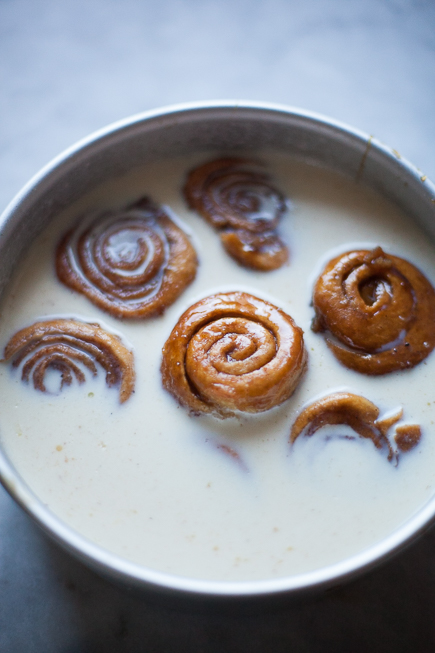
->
161, 291, 307, 417
312, 247, 435, 374
290, 392, 400, 460
184, 158, 289, 271
56, 197, 197, 319
3, 319, 135, 403
290, 391, 421, 462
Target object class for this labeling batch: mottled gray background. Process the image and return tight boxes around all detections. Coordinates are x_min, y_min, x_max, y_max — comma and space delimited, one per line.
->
1, 1, 435, 651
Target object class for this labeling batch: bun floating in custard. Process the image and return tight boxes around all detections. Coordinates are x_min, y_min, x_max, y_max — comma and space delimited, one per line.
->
290, 392, 421, 462
2, 319, 135, 403
184, 158, 289, 271
312, 247, 435, 375
56, 197, 197, 319
161, 291, 307, 417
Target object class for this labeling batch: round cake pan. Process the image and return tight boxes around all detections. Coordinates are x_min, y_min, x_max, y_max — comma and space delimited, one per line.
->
0, 101, 434, 606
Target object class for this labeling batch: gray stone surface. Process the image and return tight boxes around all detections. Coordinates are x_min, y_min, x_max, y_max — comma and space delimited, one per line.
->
1, 0, 435, 650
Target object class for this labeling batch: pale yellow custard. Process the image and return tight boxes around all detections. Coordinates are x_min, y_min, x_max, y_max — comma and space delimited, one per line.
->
0, 153, 434, 582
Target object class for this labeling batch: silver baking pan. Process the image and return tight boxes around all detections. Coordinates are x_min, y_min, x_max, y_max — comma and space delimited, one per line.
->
0, 101, 434, 606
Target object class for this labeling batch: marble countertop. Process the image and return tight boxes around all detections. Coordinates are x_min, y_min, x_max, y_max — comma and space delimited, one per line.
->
1, 1, 435, 650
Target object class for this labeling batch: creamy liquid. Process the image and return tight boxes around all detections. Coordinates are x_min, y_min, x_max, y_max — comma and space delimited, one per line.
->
1, 154, 435, 582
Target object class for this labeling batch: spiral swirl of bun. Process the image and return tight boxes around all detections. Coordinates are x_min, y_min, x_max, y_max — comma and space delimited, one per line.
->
312, 247, 435, 375
3, 319, 135, 403
56, 197, 197, 319
184, 158, 289, 271
290, 392, 405, 461
161, 292, 307, 417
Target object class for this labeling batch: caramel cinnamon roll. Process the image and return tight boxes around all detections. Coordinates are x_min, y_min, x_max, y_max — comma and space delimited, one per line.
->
184, 158, 289, 271
312, 247, 435, 375
161, 292, 307, 417
56, 197, 197, 319
290, 392, 404, 461
3, 319, 135, 403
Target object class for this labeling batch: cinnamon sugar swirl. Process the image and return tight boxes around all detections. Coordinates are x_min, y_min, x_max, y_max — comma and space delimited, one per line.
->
161, 291, 307, 417
312, 247, 435, 375
184, 158, 289, 271
56, 197, 197, 319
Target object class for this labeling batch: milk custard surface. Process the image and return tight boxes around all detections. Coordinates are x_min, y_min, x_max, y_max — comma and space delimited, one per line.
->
1, 153, 435, 582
